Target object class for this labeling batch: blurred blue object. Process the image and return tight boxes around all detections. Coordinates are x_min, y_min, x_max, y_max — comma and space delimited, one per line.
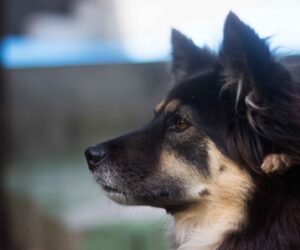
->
2, 36, 136, 69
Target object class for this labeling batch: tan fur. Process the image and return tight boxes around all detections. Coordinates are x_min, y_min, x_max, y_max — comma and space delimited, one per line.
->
161, 141, 254, 250
155, 100, 165, 113
160, 151, 208, 202
261, 154, 293, 173
165, 99, 181, 114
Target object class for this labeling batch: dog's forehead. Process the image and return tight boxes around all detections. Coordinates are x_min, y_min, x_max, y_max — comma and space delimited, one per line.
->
168, 72, 215, 100
154, 70, 220, 117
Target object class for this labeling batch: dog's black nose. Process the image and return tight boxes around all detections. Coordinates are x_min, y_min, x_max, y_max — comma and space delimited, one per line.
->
85, 145, 106, 171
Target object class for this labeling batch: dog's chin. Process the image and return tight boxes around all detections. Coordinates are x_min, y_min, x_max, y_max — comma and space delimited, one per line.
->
105, 191, 133, 205
101, 184, 138, 205
101, 184, 169, 206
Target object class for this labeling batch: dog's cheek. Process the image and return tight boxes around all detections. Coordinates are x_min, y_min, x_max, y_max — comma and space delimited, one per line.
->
164, 129, 209, 174
159, 150, 209, 201
206, 140, 254, 204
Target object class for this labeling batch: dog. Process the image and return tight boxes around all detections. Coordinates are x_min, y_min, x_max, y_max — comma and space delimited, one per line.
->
85, 12, 300, 250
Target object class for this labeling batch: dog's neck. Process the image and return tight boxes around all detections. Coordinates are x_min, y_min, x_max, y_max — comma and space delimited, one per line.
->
171, 200, 245, 250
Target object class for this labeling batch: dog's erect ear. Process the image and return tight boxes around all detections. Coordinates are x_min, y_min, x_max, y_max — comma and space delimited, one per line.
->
220, 12, 300, 170
220, 12, 292, 105
171, 29, 215, 82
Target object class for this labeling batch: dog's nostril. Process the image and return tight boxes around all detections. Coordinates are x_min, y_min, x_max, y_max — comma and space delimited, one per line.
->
85, 145, 106, 170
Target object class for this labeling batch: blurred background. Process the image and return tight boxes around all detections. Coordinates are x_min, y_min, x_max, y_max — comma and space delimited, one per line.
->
1, 0, 300, 250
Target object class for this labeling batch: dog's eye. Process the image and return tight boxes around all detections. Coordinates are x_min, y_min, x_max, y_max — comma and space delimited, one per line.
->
166, 114, 190, 132
175, 116, 189, 131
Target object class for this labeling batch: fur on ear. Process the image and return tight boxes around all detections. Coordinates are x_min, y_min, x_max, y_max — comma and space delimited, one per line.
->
220, 12, 300, 171
220, 12, 276, 105
171, 29, 215, 82
220, 12, 294, 105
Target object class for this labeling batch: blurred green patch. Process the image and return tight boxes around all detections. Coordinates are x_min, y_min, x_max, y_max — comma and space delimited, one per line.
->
6, 158, 170, 250
83, 223, 169, 250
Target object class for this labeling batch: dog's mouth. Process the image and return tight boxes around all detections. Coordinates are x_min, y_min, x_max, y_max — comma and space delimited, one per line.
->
102, 184, 189, 208
99, 181, 176, 206
93, 170, 191, 207
100, 183, 136, 205
102, 184, 123, 194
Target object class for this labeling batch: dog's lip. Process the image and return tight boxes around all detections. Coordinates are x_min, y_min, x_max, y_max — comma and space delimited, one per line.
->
102, 184, 122, 194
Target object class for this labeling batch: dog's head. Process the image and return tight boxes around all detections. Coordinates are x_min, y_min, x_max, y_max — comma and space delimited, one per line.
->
85, 12, 300, 211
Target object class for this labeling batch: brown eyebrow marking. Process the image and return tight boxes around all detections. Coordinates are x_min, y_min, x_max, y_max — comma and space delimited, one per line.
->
154, 100, 165, 113
164, 99, 181, 114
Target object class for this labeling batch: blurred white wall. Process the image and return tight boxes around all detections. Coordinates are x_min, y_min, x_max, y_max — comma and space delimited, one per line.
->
25, 0, 121, 41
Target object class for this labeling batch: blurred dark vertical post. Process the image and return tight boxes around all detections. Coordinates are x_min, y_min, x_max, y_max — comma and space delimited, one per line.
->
0, 0, 11, 249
